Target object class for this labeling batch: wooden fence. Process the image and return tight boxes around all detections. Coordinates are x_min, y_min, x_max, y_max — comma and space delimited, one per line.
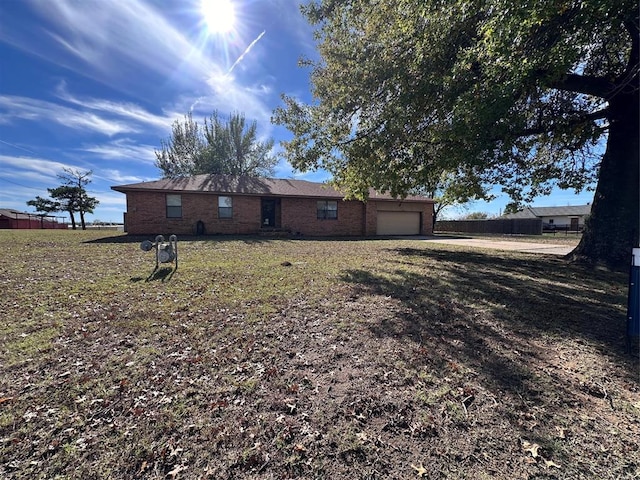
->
435, 218, 543, 235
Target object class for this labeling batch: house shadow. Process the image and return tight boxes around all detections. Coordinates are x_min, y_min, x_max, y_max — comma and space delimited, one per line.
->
84, 234, 287, 245
84, 233, 450, 245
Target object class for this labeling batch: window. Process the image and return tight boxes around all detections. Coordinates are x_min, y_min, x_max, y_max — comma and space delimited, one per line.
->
166, 194, 182, 218
218, 196, 233, 219
317, 200, 338, 219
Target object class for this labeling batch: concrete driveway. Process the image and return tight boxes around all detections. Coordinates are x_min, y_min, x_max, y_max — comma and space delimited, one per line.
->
420, 236, 575, 256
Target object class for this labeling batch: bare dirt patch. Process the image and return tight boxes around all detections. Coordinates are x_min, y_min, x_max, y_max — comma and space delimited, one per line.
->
1, 231, 638, 479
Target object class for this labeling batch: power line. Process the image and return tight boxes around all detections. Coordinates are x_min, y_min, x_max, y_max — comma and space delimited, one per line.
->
0, 175, 45, 191
0, 139, 38, 155
0, 175, 116, 196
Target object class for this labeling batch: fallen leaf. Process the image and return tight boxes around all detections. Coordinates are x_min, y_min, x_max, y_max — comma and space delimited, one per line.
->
542, 457, 561, 469
169, 445, 183, 457
522, 441, 540, 458
555, 426, 567, 439
167, 464, 186, 478
411, 463, 428, 477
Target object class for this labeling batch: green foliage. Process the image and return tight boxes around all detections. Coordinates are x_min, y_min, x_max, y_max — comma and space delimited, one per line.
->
156, 111, 277, 178
275, 0, 639, 265
26, 196, 60, 215
154, 112, 204, 177
503, 202, 522, 215
463, 212, 489, 220
414, 169, 494, 224
27, 169, 98, 230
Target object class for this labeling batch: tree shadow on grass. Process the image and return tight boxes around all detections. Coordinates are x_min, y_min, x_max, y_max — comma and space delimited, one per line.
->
394, 247, 628, 346
339, 246, 640, 475
340, 246, 637, 388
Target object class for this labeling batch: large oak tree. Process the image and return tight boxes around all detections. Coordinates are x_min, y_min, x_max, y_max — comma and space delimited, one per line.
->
274, 0, 638, 268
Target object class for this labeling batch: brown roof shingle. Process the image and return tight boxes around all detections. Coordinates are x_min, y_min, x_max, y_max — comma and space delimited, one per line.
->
112, 174, 432, 203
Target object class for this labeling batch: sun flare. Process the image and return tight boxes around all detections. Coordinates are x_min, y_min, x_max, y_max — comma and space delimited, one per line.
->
201, 0, 236, 34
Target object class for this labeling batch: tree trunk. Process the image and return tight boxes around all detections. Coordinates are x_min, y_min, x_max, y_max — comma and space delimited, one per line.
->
80, 211, 86, 230
573, 90, 639, 269
68, 211, 77, 230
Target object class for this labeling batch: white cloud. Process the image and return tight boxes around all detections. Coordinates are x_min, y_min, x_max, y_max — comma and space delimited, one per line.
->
0, 183, 45, 203
55, 82, 179, 132
92, 190, 128, 207
0, 154, 72, 181
198, 75, 274, 132
0, 95, 137, 137
4, 0, 221, 91
78, 138, 159, 165
95, 169, 147, 184
1, 0, 284, 142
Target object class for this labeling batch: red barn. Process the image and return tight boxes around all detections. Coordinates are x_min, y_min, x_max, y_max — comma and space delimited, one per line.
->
0, 209, 67, 229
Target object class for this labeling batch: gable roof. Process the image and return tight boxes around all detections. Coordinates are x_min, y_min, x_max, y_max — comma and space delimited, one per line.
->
112, 174, 433, 203
1, 209, 42, 220
0, 209, 30, 220
0, 209, 59, 220
503, 204, 591, 219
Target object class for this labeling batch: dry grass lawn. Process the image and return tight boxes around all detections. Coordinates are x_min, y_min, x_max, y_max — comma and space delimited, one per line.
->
1, 230, 638, 479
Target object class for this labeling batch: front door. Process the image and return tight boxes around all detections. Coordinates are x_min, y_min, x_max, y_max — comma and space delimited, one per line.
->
261, 199, 276, 227
570, 217, 579, 231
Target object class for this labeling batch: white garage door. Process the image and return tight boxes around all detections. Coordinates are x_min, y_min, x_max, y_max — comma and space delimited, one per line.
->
376, 211, 421, 235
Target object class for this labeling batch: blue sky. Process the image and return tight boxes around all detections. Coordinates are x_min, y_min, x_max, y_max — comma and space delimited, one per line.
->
0, 0, 593, 224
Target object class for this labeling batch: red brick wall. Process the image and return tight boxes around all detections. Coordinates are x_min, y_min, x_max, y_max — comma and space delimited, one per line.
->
281, 198, 366, 236
122, 191, 433, 236
124, 191, 262, 235
364, 201, 377, 235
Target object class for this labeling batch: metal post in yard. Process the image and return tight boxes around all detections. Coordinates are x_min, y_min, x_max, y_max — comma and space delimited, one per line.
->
629, 156, 640, 355
628, 249, 640, 355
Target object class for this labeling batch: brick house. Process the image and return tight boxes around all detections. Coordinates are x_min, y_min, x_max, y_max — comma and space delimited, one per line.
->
111, 174, 434, 236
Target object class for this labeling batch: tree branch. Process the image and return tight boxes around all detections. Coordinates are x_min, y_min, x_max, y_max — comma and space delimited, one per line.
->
549, 74, 615, 98
619, 15, 640, 93
518, 108, 610, 137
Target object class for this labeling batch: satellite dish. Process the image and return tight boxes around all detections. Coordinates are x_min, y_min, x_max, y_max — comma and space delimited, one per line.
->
140, 240, 154, 252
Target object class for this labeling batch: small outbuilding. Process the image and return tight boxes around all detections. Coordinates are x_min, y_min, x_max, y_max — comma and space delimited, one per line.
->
111, 174, 434, 237
0, 209, 66, 229
503, 204, 591, 231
